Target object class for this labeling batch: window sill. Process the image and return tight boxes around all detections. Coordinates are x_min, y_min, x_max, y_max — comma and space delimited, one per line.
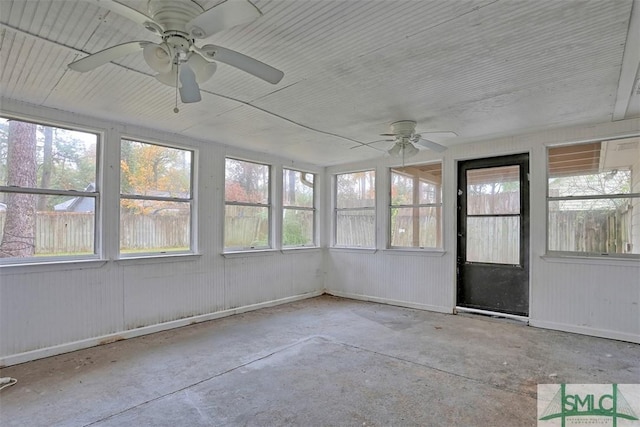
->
281, 247, 321, 253
329, 247, 377, 254
541, 254, 640, 266
222, 249, 278, 259
0, 258, 107, 275
116, 253, 201, 265
382, 248, 447, 257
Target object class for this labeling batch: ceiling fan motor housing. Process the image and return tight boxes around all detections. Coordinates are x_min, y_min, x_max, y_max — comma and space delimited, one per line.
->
389, 120, 417, 138
147, 0, 203, 33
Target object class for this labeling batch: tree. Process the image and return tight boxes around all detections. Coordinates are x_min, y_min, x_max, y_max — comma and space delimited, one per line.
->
0, 120, 37, 257
37, 126, 53, 210
224, 159, 268, 203
120, 140, 191, 213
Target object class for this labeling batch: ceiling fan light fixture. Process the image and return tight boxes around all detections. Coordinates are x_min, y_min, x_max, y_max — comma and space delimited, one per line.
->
388, 143, 402, 157
388, 141, 419, 158
187, 54, 217, 83
143, 42, 172, 73
155, 66, 179, 87
404, 142, 419, 157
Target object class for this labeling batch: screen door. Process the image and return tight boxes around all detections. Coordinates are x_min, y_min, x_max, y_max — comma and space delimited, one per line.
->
456, 153, 530, 316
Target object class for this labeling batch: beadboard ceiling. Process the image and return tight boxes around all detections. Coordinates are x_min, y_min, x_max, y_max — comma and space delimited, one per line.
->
1, 0, 638, 166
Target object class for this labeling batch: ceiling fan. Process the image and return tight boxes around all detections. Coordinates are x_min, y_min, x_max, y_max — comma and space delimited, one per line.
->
380, 120, 456, 158
68, 0, 284, 105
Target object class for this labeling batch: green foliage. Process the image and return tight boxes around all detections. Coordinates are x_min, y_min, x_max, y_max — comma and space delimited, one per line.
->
120, 139, 191, 213
283, 217, 307, 246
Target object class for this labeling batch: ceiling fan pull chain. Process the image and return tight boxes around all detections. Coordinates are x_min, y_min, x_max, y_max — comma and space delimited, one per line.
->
402, 144, 406, 166
174, 61, 180, 114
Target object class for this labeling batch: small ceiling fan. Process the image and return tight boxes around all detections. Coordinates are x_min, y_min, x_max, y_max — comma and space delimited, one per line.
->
380, 120, 456, 158
68, 0, 284, 105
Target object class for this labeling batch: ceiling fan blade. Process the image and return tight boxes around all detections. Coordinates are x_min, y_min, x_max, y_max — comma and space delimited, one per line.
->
380, 133, 398, 137
186, 0, 262, 39
179, 63, 202, 103
68, 41, 148, 72
199, 44, 283, 84
415, 137, 447, 153
85, 0, 161, 31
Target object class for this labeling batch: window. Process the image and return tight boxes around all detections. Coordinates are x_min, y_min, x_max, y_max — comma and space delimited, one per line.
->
120, 139, 193, 255
283, 169, 315, 247
334, 170, 375, 248
547, 138, 640, 256
390, 163, 442, 249
0, 116, 99, 262
224, 158, 270, 250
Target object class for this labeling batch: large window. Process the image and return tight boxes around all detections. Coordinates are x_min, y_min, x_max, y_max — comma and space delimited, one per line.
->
334, 170, 375, 248
547, 138, 640, 256
225, 158, 270, 250
283, 169, 315, 247
390, 163, 442, 248
120, 139, 193, 255
0, 116, 99, 261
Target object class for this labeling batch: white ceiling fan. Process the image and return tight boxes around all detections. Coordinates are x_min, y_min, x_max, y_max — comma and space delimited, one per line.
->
68, 0, 284, 105
381, 120, 456, 158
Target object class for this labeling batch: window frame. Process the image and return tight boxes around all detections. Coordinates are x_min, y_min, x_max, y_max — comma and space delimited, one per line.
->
0, 114, 102, 265
546, 138, 640, 259
119, 137, 195, 258
224, 157, 272, 252
333, 169, 376, 248
388, 162, 443, 250
282, 168, 317, 248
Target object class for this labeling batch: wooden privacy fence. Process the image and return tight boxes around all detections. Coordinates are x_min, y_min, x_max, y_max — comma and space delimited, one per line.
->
548, 208, 632, 254
0, 212, 192, 254
224, 215, 268, 247
120, 214, 190, 250
0, 204, 633, 255
0, 212, 95, 255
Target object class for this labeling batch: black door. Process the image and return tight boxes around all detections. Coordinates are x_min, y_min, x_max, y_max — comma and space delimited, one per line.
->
457, 154, 530, 316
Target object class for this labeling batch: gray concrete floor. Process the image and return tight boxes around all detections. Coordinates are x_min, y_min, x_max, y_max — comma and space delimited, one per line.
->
0, 295, 638, 426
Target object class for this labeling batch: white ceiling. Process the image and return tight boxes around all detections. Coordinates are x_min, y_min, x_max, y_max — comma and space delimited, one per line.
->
1, 0, 639, 166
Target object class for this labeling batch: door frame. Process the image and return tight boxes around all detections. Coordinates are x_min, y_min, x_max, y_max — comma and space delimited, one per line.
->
455, 152, 531, 319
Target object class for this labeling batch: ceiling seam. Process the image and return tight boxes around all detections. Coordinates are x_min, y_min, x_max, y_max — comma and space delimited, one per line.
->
201, 88, 384, 151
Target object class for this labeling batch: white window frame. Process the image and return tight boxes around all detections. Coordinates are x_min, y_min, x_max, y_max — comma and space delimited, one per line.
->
389, 162, 443, 250
0, 114, 102, 265
546, 138, 640, 259
224, 157, 272, 252
333, 169, 376, 248
282, 168, 317, 248
119, 137, 195, 257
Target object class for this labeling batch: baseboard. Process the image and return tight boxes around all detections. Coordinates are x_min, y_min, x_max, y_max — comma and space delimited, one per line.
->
0, 290, 324, 367
529, 319, 640, 344
325, 290, 452, 314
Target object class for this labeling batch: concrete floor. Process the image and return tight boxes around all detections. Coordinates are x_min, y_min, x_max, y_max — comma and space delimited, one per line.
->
0, 295, 638, 426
